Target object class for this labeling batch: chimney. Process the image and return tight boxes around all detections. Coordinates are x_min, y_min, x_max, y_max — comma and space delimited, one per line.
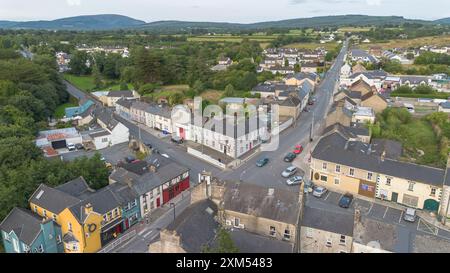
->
125, 177, 133, 188
84, 203, 93, 215
149, 164, 157, 173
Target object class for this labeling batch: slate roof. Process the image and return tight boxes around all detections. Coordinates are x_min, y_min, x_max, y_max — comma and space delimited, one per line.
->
221, 181, 299, 225
350, 49, 378, 63
280, 95, 301, 107
252, 83, 276, 93
440, 101, 450, 109
302, 205, 354, 236
0, 207, 50, 245
166, 199, 218, 253
94, 107, 119, 131
145, 104, 172, 119
371, 139, 403, 160
56, 176, 94, 199
106, 90, 134, 97
116, 98, 133, 109
312, 132, 446, 186
350, 70, 388, 80
285, 72, 318, 82
29, 184, 82, 214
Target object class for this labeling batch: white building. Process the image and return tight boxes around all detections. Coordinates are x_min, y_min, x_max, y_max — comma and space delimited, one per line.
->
91, 108, 129, 150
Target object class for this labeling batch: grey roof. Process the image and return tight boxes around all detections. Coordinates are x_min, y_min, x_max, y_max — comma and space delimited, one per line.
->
116, 98, 134, 109
302, 205, 354, 236
0, 207, 49, 245
89, 129, 111, 138
286, 72, 318, 82
194, 114, 268, 139
106, 90, 134, 97
29, 184, 82, 214
252, 83, 276, 93
444, 167, 450, 187
131, 100, 150, 111
280, 95, 301, 107
312, 132, 446, 186
166, 199, 218, 253
399, 75, 431, 85
350, 70, 388, 80
227, 229, 293, 253
221, 181, 299, 225
440, 101, 450, 109
94, 107, 119, 131
353, 216, 399, 252
56, 177, 95, 199
323, 123, 360, 140
145, 104, 172, 119
371, 139, 403, 160
350, 49, 378, 63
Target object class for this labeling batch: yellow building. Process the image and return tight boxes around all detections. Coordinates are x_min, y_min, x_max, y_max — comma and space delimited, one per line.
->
28, 177, 126, 253
311, 131, 445, 210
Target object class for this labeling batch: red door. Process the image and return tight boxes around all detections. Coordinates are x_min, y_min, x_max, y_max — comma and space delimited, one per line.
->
125, 219, 129, 229
179, 127, 185, 139
156, 197, 160, 207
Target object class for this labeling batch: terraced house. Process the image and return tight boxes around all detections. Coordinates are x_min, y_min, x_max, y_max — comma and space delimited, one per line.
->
311, 130, 445, 211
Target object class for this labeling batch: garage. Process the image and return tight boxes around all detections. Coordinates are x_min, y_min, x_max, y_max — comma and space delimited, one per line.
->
424, 199, 440, 211
51, 140, 67, 149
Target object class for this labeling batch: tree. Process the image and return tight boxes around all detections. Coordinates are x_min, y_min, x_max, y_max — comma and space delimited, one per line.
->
69, 51, 91, 75
92, 65, 102, 89
223, 84, 235, 97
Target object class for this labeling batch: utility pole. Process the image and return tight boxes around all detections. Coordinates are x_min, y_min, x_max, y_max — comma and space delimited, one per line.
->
170, 203, 176, 222
310, 111, 314, 142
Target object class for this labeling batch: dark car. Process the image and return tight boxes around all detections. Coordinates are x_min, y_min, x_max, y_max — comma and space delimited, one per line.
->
75, 143, 84, 150
256, 157, 269, 167
144, 142, 153, 149
125, 156, 136, 163
284, 153, 297, 162
339, 194, 353, 208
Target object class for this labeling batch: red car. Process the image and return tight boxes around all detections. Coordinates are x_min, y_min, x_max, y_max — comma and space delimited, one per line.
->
293, 145, 303, 154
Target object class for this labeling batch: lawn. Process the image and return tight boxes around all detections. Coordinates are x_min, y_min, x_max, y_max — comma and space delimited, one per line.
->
283, 42, 339, 51
63, 74, 96, 91
54, 102, 77, 118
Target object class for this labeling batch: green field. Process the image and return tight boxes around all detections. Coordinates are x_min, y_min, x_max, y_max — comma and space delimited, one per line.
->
283, 42, 339, 51
54, 102, 77, 118
64, 74, 133, 92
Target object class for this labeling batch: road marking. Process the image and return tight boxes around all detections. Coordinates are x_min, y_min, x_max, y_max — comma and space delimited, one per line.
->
399, 211, 404, 223
366, 203, 374, 215
143, 230, 155, 238
138, 229, 148, 236
383, 207, 389, 219
324, 192, 331, 201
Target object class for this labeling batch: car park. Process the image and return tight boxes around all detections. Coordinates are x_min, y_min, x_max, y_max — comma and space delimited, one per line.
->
256, 157, 269, 167
338, 193, 353, 208
312, 187, 328, 198
286, 176, 303, 186
284, 153, 296, 162
281, 166, 297, 178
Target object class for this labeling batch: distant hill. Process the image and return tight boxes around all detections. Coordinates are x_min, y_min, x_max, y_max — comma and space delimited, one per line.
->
0, 14, 448, 31
435, 18, 450, 25
0, 14, 145, 30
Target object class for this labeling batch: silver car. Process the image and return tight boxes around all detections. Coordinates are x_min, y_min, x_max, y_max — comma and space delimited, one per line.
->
281, 166, 297, 178
403, 208, 417, 222
286, 176, 303, 186
312, 186, 328, 198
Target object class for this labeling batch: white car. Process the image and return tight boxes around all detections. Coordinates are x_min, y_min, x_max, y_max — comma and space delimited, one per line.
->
67, 143, 76, 151
281, 166, 297, 178
312, 186, 328, 198
286, 176, 303, 186
403, 208, 417, 222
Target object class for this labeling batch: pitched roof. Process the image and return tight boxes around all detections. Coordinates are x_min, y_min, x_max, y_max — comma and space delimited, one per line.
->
0, 207, 49, 245
221, 181, 299, 225
56, 177, 94, 199
302, 205, 354, 236
106, 90, 134, 97
286, 72, 318, 82
166, 199, 218, 253
312, 132, 445, 186
29, 184, 82, 214
94, 107, 119, 131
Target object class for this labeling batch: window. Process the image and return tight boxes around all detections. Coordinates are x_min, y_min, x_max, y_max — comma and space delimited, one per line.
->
340, 235, 346, 245
12, 238, 20, 253
408, 181, 415, 192
367, 172, 373, 181
68, 222, 73, 232
431, 188, 437, 196
335, 165, 341, 173
56, 235, 62, 244
3, 232, 10, 242
34, 206, 38, 213
386, 177, 392, 186
306, 228, 313, 238
334, 178, 340, 185
320, 175, 328, 182
349, 168, 355, 176
36, 244, 44, 253
322, 162, 327, 170
52, 214, 57, 221
43, 209, 47, 218
269, 226, 276, 237
102, 137, 108, 143
284, 229, 291, 240
131, 200, 137, 207
22, 243, 30, 253
326, 238, 332, 247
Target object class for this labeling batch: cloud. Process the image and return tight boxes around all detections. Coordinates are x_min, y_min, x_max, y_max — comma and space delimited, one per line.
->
366, 0, 382, 5
66, 0, 81, 6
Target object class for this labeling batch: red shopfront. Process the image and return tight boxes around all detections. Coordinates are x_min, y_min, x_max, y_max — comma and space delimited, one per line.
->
162, 172, 190, 204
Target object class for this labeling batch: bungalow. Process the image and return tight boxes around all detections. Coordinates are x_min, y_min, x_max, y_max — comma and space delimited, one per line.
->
399, 76, 432, 88
349, 49, 378, 64
91, 108, 129, 150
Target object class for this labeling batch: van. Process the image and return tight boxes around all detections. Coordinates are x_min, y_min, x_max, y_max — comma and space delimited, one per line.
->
403, 208, 417, 222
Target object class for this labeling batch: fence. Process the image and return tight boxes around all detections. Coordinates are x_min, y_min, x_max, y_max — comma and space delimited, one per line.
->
187, 147, 227, 169
97, 230, 137, 253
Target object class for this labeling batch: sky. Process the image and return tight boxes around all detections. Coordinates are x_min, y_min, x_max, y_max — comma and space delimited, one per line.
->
0, 0, 449, 23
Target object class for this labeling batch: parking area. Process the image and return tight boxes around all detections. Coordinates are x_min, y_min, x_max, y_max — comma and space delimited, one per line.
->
61, 143, 135, 164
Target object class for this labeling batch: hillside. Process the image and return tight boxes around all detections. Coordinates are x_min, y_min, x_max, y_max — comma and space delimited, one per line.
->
0, 14, 145, 30
435, 18, 450, 25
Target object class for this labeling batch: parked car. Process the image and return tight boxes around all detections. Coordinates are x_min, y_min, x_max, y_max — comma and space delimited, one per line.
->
284, 152, 297, 162
304, 180, 314, 194
171, 136, 184, 144
286, 176, 303, 186
125, 156, 136, 163
338, 194, 353, 208
403, 208, 417, 223
313, 187, 328, 198
144, 142, 153, 149
75, 143, 84, 150
281, 166, 297, 178
293, 145, 303, 155
256, 157, 269, 167
67, 143, 76, 151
